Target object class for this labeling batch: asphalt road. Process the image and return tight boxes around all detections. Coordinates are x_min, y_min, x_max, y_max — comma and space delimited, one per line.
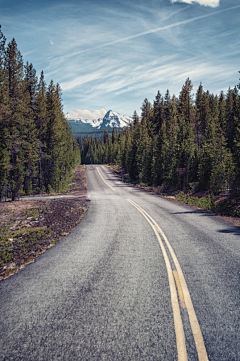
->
0, 165, 239, 360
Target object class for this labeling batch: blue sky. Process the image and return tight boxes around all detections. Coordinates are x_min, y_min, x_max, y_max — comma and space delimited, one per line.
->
0, 0, 240, 116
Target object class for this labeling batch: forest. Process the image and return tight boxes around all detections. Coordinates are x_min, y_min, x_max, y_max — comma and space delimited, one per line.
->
79, 78, 240, 199
1, 23, 239, 204
0, 26, 81, 201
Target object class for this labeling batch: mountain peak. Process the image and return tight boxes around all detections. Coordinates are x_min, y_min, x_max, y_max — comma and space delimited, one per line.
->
66, 108, 132, 131
102, 110, 132, 128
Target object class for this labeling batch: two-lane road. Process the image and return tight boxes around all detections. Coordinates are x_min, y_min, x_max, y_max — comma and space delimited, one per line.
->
0, 165, 239, 360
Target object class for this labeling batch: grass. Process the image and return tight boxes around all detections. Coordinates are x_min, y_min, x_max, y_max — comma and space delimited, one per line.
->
174, 191, 240, 217
0, 203, 52, 273
175, 192, 216, 211
0, 225, 51, 267
0, 164, 88, 280
22, 207, 46, 220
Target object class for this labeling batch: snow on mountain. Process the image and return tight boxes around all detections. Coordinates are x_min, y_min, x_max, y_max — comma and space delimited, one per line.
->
101, 110, 132, 129
65, 108, 132, 130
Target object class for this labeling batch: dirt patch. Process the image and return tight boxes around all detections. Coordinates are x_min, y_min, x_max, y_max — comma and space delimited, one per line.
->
0, 165, 87, 280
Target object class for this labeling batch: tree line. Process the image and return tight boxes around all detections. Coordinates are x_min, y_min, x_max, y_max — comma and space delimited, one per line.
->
0, 26, 81, 201
79, 78, 240, 197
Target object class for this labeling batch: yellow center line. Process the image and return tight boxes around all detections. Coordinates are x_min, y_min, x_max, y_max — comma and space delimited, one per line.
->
173, 271, 186, 309
127, 199, 188, 361
96, 167, 116, 192
127, 198, 209, 361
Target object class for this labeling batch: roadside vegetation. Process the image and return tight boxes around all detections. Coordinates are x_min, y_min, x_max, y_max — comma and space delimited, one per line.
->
0, 165, 87, 280
79, 77, 240, 218
108, 164, 240, 219
0, 25, 86, 281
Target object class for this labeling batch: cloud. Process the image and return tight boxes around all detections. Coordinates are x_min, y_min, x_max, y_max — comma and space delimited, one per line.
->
50, 40, 54, 46
171, 0, 219, 7
66, 108, 107, 120
60, 70, 106, 91
75, 57, 235, 102
56, 4, 240, 61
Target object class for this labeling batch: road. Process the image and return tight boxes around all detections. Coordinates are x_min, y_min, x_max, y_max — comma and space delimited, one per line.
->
0, 165, 239, 360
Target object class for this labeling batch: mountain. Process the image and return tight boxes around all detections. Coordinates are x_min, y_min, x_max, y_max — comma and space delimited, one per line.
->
65, 109, 132, 134
101, 110, 132, 129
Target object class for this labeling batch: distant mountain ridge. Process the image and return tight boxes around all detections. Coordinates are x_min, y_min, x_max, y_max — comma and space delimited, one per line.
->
65, 109, 132, 133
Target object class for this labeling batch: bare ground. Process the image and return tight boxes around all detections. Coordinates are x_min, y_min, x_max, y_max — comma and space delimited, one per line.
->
0, 165, 87, 280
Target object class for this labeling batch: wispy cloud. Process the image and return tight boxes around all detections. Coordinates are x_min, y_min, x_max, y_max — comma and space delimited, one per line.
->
3, 0, 238, 115
212, 28, 240, 39
171, 0, 219, 7
65, 57, 234, 106
56, 4, 240, 60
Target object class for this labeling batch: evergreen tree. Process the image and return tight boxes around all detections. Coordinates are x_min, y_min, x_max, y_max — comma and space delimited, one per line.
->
0, 26, 10, 200
0, 29, 80, 200
5, 38, 26, 199
21, 62, 39, 194
128, 120, 139, 180
177, 80, 196, 188
232, 115, 240, 198
178, 78, 195, 124
198, 99, 232, 193
218, 91, 226, 133
152, 91, 164, 134
226, 87, 236, 150
35, 71, 47, 191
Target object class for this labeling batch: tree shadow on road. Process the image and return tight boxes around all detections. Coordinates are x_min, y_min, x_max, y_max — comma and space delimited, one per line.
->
171, 211, 240, 236
216, 228, 240, 236
171, 210, 212, 215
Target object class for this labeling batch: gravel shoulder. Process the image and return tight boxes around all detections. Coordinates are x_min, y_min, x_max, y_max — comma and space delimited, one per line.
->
0, 165, 87, 280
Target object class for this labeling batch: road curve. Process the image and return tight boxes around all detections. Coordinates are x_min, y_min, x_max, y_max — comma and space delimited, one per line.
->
0, 164, 239, 360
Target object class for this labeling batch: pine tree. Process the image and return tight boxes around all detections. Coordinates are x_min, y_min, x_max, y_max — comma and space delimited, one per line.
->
128, 120, 139, 180
218, 91, 226, 133
21, 62, 39, 194
0, 26, 10, 200
35, 71, 47, 191
44, 81, 76, 191
0, 29, 80, 199
232, 116, 240, 198
137, 122, 152, 184
153, 91, 164, 134
178, 78, 195, 124
5, 38, 26, 199
177, 80, 196, 188
226, 87, 236, 150
198, 96, 233, 193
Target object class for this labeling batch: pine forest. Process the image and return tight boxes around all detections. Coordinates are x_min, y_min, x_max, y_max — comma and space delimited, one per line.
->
1, 24, 240, 207
79, 78, 240, 202
0, 26, 81, 201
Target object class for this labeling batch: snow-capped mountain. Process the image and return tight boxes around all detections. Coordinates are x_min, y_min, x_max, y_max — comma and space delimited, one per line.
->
65, 109, 132, 132
101, 110, 132, 129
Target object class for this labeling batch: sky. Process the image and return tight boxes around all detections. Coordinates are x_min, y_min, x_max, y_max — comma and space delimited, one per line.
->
0, 0, 240, 117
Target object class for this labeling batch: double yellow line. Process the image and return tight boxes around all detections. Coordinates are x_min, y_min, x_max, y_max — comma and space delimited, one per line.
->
96, 167, 208, 360
127, 199, 209, 361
